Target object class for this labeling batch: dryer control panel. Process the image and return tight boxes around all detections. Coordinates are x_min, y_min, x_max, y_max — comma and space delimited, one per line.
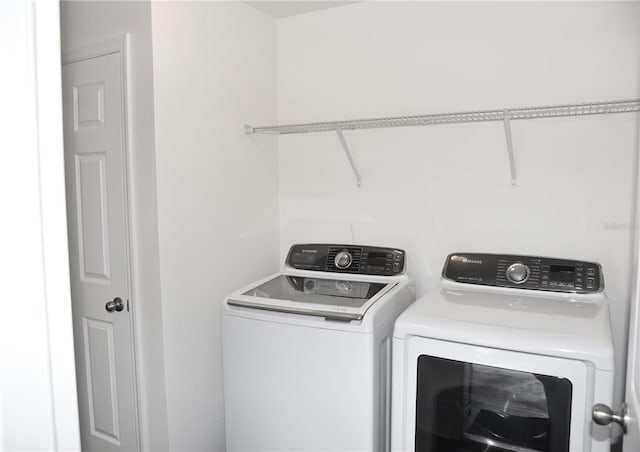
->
286, 243, 405, 276
443, 253, 603, 293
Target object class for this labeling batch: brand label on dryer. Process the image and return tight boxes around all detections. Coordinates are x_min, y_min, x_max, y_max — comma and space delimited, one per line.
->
451, 255, 483, 264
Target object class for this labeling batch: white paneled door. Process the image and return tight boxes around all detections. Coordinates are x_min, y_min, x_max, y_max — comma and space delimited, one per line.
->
62, 51, 140, 452
623, 257, 640, 450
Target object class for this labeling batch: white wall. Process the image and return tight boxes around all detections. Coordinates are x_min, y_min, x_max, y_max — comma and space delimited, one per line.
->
59, 2, 169, 450
1, 1, 80, 449
151, 2, 279, 450
277, 0, 640, 412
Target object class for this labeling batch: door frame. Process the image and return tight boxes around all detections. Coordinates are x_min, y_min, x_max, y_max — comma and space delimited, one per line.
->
62, 34, 142, 450
1, 0, 81, 448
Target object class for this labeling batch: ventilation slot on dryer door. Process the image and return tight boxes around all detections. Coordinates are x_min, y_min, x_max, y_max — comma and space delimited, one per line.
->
327, 247, 362, 273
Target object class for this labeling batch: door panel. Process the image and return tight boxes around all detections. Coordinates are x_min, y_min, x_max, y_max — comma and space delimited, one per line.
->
84, 318, 120, 444
73, 81, 105, 128
75, 152, 111, 281
62, 51, 139, 452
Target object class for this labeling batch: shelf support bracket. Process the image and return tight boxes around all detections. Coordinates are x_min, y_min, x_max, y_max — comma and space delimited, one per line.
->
335, 127, 362, 187
503, 110, 517, 187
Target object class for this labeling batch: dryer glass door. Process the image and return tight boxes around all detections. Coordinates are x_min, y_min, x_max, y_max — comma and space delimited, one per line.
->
415, 355, 572, 452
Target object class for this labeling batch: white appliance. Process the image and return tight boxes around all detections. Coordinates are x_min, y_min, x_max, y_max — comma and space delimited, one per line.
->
391, 253, 614, 452
223, 243, 415, 451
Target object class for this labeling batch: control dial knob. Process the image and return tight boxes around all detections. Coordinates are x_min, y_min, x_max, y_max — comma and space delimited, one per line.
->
334, 250, 353, 269
506, 263, 530, 284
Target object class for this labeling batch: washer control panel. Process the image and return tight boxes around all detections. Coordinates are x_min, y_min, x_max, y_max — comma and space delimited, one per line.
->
286, 243, 405, 276
443, 253, 603, 293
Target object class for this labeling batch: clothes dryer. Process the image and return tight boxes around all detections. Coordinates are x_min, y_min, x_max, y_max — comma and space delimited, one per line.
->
391, 253, 614, 452
223, 243, 415, 451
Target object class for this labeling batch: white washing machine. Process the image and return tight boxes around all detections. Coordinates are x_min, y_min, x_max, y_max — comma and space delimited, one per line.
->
223, 243, 415, 451
391, 253, 614, 452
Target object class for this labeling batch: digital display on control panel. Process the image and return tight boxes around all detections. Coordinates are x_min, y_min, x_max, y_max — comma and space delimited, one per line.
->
368, 252, 388, 261
549, 264, 575, 283
291, 252, 317, 265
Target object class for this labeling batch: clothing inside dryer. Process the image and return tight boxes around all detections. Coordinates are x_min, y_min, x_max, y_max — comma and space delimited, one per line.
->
415, 355, 572, 452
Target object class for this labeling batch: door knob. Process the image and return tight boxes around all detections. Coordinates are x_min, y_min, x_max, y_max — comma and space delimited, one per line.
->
592, 403, 628, 434
105, 297, 124, 313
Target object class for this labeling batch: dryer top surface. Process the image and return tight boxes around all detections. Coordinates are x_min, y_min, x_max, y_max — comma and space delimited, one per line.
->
394, 281, 613, 370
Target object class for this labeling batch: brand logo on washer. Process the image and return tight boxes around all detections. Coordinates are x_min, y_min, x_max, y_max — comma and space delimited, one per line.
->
451, 255, 483, 264
301, 249, 317, 253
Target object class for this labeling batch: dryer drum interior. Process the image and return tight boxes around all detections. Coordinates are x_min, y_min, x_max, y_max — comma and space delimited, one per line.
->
415, 355, 572, 452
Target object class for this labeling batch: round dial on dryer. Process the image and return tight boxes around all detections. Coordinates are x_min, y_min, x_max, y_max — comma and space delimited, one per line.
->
506, 263, 530, 284
334, 250, 353, 269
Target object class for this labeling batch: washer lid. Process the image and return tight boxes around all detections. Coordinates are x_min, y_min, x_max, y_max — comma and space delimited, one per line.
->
394, 284, 614, 370
228, 274, 396, 321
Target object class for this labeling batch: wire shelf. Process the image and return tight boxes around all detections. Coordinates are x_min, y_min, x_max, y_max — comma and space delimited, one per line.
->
246, 99, 640, 135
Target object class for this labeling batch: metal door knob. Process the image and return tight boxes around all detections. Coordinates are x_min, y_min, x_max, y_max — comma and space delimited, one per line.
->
105, 297, 124, 313
592, 403, 628, 434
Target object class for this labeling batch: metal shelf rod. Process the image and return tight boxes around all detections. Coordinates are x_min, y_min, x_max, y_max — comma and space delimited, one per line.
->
245, 99, 640, 135
246, 98, 640, 188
